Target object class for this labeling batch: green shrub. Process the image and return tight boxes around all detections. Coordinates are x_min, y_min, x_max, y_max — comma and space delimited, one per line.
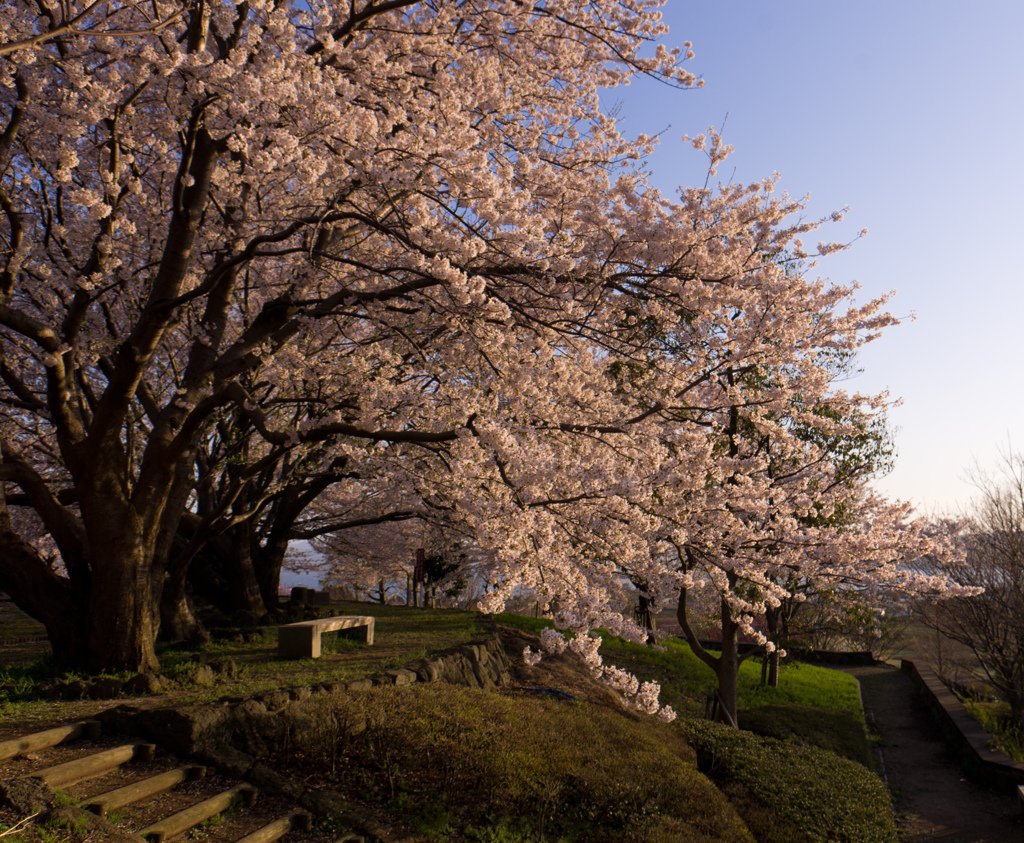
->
738, 705, 873, 768
959, 696, 1024, 762
293, 684, 754, 842
678, 719, 897, 843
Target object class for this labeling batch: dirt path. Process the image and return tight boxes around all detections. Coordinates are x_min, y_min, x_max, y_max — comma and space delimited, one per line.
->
840, 664, 1022, 843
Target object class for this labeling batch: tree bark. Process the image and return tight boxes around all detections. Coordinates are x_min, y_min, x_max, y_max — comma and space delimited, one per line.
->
637, 593, 656, 643
186, 528, 269, 623
762, 605, 782, 687
0, 519, 86, 666
252, 537, 287, 617
82, 536, 161, 673
677, 582, 741, 728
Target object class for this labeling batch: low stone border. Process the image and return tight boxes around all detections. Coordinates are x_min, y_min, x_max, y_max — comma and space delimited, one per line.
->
901, 658, 1024, 791
96, 634, 512, 761
89, 633, 512, 843
0, 636, 49, 648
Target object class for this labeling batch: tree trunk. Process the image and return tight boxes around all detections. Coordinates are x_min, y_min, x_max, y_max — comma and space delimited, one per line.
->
160, 574, 208, 644
767, 650, 780, 688
716, 603, 741, 727
253, 537, 288, 617
184, 529, 267, 624
637, 593, 656, 643
763, 606, 781, 687
83, 541, 162, 674
677, 582, 741, 728
72, 446, 197, 673
1010, 692, 1024, 734
0, 523, 87, 667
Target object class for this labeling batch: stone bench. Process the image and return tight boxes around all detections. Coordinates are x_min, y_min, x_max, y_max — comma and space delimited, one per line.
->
277, 615, 374, 659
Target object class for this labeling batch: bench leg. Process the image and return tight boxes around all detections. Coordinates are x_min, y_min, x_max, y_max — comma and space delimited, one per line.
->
278, 625, 320, 659
336, 619, 374, 646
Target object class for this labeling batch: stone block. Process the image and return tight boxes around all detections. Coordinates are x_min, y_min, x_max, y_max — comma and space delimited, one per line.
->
0, 777, 56, 814
124, 673, 164, 696
88, 678, 124, 699
247, 764, 304, 799
196, 746, 254, 778
259, 690, 291, 713
209, 659, 238, 678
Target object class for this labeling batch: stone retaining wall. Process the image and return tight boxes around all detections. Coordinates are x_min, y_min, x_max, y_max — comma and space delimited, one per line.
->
901, 658, 1024, 791
98, 634, 512, 764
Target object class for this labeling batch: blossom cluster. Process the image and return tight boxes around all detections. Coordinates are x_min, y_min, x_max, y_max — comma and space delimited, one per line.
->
0, 0, 968, 684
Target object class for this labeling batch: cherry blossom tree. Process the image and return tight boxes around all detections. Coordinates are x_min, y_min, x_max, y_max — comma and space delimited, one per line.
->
0, 0, 966, 709
0, 0, 703, 672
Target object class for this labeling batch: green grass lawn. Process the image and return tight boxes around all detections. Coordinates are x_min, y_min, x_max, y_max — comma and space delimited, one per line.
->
495, 614, 862, 718
497, 613, 893, 842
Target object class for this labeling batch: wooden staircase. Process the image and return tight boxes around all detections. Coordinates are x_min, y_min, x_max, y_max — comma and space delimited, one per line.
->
0, 721, 360, 842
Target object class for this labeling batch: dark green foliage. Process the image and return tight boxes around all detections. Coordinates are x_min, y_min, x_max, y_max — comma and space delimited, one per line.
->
678, 719, 897, 843
738, 705, 873, 768
424, 548, 467, 600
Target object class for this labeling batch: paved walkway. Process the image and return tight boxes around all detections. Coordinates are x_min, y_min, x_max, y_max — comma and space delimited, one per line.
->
841, 664, 1022, 843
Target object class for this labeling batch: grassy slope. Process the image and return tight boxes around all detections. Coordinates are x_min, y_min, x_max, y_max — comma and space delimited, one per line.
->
285, 683, 754, 843
497, 614, 895, 843
1, 603, 896, 842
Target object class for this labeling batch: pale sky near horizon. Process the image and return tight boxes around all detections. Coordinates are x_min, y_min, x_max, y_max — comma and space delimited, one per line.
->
609, 1, 1024, 515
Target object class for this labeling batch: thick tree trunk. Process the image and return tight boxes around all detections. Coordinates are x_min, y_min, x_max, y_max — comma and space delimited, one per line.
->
636, 593, 656, 642
160, 574, 208, 644
1009, 692, 1024, 735
84, 544, 162, 674
253, 539, 287, 617
73, 447, 196, 673
185, 526, 270, 623
716, 605, 741, 727
767, 650, 780, 687
0, 526, 87, 666
763, 606, 781, 687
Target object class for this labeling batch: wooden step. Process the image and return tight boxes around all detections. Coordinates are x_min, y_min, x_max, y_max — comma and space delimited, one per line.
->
29, 743, 155, 787
0, 720, 101, 761
138, 784, 257, 843
80, 765, 207, 816
232, 811, 312, 843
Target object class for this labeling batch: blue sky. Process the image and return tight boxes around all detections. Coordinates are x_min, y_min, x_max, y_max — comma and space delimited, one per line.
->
609, 1, 1024, 514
